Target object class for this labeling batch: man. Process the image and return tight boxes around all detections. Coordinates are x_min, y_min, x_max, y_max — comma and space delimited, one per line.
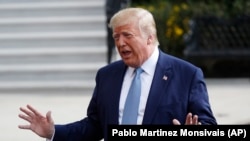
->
18, 7, 217, 141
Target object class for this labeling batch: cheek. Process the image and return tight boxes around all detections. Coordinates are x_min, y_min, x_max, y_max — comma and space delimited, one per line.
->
130, 39, 148, 57
135, 47, 147, 60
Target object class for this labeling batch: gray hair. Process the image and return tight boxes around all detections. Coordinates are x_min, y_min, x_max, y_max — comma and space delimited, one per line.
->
109, 7, 159, 46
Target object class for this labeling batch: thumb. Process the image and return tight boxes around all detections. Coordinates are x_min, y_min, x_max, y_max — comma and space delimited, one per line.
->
45, 111, 55, 139
172, 119, 181, 125
46, 111, 54, 124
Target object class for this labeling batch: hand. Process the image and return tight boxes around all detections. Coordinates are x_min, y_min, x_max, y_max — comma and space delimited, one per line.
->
172, 112, 202, 125
18, 104, 55, 139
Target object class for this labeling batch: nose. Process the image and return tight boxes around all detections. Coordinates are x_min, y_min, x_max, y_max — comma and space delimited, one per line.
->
116, 37, 126, 48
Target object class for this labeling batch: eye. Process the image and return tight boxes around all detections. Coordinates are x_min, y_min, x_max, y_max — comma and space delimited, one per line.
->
123, 33, 133, 38
113, 34, 119, 41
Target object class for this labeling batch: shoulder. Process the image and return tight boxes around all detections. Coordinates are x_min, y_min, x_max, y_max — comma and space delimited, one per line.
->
160, 51, 198, 69
97, 60, 127, 75
159, 51, 206, 82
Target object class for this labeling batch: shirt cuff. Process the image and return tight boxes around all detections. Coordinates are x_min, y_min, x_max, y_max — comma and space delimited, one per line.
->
46, 129, 55, 141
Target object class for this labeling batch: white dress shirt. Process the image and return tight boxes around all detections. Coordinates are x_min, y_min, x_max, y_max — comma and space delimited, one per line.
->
119, 47, 159, 124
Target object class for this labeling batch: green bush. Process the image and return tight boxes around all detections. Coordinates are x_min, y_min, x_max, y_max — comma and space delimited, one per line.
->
131, 0, 250, 58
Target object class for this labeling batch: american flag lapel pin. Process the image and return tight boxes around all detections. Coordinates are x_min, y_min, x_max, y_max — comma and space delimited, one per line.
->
162, 75, 168, 80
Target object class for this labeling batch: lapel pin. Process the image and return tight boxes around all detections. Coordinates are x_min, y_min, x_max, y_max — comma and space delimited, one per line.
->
163, 75, 168, 80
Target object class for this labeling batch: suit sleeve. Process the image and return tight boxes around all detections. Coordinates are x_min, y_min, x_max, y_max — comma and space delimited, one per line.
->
188, 68, 217, 125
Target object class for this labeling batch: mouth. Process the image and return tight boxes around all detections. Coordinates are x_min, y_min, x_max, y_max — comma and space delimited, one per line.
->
120, 50, 132, 59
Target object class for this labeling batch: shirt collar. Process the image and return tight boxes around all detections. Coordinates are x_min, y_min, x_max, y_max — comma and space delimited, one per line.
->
141, 46, 159, 76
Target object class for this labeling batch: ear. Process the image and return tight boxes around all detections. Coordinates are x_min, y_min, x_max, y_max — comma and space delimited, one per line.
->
147, 35, 153, 45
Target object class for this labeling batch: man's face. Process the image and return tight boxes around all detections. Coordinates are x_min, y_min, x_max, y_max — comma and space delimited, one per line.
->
113, 23, 150, 68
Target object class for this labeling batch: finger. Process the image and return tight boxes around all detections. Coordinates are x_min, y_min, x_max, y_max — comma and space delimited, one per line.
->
18, 124, 31, 130
27, 104, 43, 117
172, 119, 181, 125
20, 107, 35, 118
192, 115, 199, 125
18, 114, 32, 123
185, 113, 192, 124
46, 111, 54, 124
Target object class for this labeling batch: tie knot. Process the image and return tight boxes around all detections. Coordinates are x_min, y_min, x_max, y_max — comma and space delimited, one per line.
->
135, 67, 143, 75
134, 67, 143, 79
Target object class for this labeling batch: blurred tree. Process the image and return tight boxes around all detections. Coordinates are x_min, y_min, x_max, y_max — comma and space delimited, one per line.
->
131, 0, 250, 58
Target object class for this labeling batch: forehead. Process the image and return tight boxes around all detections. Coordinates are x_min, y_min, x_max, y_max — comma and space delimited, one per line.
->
113, 22, 139, 34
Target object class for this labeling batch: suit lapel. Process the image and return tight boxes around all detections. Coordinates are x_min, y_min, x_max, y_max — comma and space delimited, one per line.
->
142, 52, 173, 124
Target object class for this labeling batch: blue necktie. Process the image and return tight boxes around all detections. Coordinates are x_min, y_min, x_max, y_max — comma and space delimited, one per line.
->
122, 67, 143, 124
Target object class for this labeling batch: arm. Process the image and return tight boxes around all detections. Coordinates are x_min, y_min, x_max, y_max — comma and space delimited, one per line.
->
172, 68, 217, 125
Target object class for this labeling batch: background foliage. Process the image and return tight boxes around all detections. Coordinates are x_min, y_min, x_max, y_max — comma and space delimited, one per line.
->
131, 0, 250, 58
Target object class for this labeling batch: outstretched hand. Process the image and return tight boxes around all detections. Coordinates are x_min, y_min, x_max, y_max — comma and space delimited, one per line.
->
172, 112, 201, 125
18, 104, 55, 139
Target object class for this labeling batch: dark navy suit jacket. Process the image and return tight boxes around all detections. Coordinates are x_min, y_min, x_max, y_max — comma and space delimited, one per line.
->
53, 50, 217, 141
